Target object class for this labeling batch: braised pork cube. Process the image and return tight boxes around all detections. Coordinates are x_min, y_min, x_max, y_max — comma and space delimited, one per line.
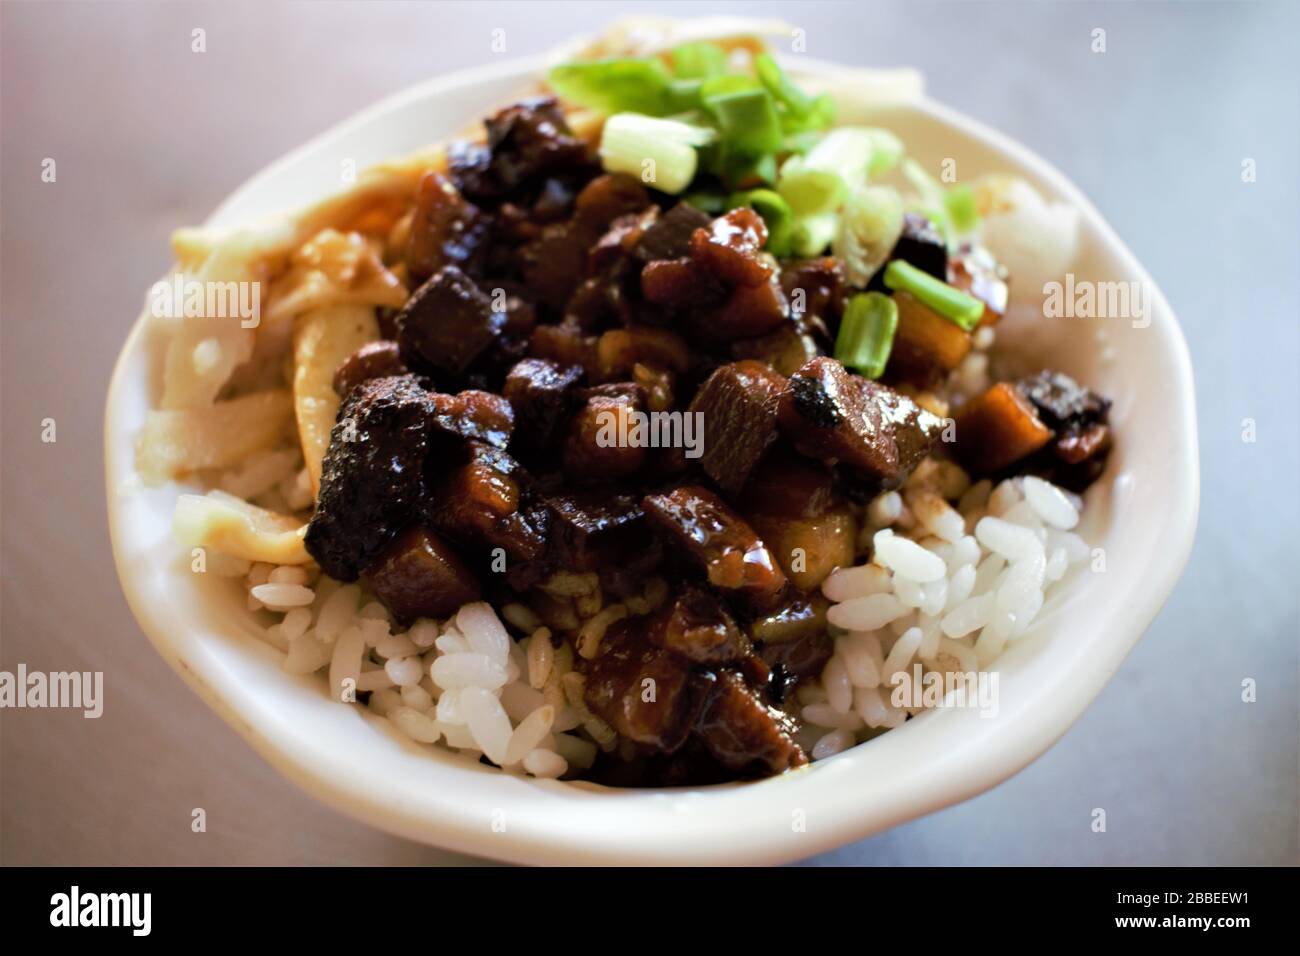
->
778, 357, 942, 486
518, 219, 599, 310
595, 326, 692, 382
573, 173, 651, 231
563, 384, 647, 481
581, 617, 706, 752
305, 375, 436, 582
694, 670, 808, 775
869, 212, 947, 289
502, 358, 584, 451
689, 208, 773, 287
748, 593, 833, 678
647, 587, 752, 665
425, 440, 546, 561
333, 340, 408, 397
450, 96, 590, 204
781, 256, 845, 326
396, 265, 504, 377
710, 273, 791, 340
953, 382, 1053, 473
430, 389, 514, 449
543, 490, 647, 572
529, 320, 599, 379
634, 202, 713, 262
405, 171, 491, 282
948, 243, 1009, 327
729, 321, 822, 378
364, 526, 481, 624
639, 256, 727, 309
886, 291, 973, 388
1015, 369, 1112, 486
687, 361, 787, 495
642, 485, 788, 606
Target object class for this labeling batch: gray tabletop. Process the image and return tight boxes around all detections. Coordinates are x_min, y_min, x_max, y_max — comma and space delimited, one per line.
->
2, 0, 1296, 866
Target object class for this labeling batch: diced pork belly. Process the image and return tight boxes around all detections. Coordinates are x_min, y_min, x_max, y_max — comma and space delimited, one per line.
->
502, 357, 585, 451
365, 525, 481, 624
396, 265, 505, 377
693, 670, 807, 775
424, 440, 547, 562
646, 587, 752, 665
405, 171, 491, 282
429, 389, 515, 449
687, 360, 787, 496
563, 383, 647, 481
332, 340, 408, 397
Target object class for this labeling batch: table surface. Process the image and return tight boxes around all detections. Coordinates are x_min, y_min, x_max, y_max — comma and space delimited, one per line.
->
2, 0, 1296, 866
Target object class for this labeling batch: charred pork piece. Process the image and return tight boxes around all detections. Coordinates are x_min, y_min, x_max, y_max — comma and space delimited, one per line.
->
518, 219, 600, 312
953, 382, 1054, 474
573, 173, 651, 231
531, 177, 576, 223
947, 243, 1009, 327
689, 208, 773, 287
729, 321, 822, 378
642, 485, 788, 607
364, 525, 481, 624
396, 265, 505, 378
333, 340, 408, 397
777, 356, 942, 485
529, 320, 600, 379
639, 256, 728, 309
541, 490, 648, 572
687, 361, 787, 496
647, 587, 752, 665
424, 440, 547, 562
563, 383, 647, 481
581, 617, 708, 752
781, 256, 846, 327
1015, 370, 1113, 489
450, 96, 591, 204
595, 325, 692, 382
634, 202, 713, 262
589, 207, 659, 276
710, 272, 791, 340
405, 171, 491, 282
748, 592, 833, 678
305, 375, 437, 581
693, 670, 807, 775
502, 358, 585, 452
869, 212, 947, 290
430, 389, 514, 449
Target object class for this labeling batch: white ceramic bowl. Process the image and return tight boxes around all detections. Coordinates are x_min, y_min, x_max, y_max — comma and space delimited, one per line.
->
105, 55, 1198, 865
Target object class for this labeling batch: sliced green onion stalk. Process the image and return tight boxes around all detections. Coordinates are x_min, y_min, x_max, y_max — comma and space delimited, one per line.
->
548, 59, 674, 116
682, 189, 729, 214
882, 260, 984, 330
781, 92, 835, 134
944, 183, 980, 233
835, 292, 899, 379
753, 52, 815, 118
778, 127, 875, 216
722, 150, 778, 190
833, 185, 905, 286
598, 113, 715, 195
703, 87, 784, 156
864, 128, 905, 177
671, 42, 730, 80
789, 212, 839, 257
731, 188, 794, 256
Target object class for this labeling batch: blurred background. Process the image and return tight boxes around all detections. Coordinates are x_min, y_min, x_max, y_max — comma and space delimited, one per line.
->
2, 0, 1296, 865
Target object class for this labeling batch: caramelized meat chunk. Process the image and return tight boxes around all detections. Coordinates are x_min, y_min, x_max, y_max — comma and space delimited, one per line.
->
405, 171, 490, 282
782, 256, 845, 326
563, 385, 647, 481
947, 243, 1009, 327
364, 525, 481, 624
542, 490, 647, 572
873, 212, 947, 286
953, 382, 1053, 473
425, 440, 546, 561
886, 292, 974, 388
451, 96, 590, 203
430, 389, 514, 449
647, 587, 752, 665
396, 265, 505, 377
573, 173, 651, 230
582, 617, 706, 752
689, 208, 773, 287
518, 219, 599, 311
502, 358, 584, 451
634, 202, 713, 262
748, 593, 833, 678
639, 256, 726, 308
687, 360, 787, 495
778, 356, 941, 485
694, 670, 807, 775
642, 485, 787, 606
1015, 369, 1113, 489
305, 375, 436, 581
333, 340, 408, 397
710, 273, 791, 340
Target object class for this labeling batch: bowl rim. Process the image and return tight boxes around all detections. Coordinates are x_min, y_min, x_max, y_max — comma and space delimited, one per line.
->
105, 53, 1200, 866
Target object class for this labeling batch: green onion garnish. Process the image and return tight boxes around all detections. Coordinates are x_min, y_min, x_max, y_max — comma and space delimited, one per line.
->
882, 260, 984, 330
548, 59, 674, 116
703, 87, 783, 156
754, 52, 815, 118
777, 127, 875, 216
682, 189, 729, 214
835, 292, 898, 379
671, 42, 730, 80
597, 113, 715, 195
789, 212, 838, 257
864, 128, 905, 177
943, 183, 980, 233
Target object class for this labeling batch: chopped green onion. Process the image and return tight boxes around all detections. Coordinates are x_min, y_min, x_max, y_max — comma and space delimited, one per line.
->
682, 189, 729, 214
864, 128, 905, 177
548, 59, 674, 116
789, 212, 839, 257
944, 183, 980, 233
834, 185, 905, 285
753, 52, 815, 118
598, 113, 714, 195
835, 292, 898, 379
699, 73, 761, 99
722, 150, 778, 189
778, 127, 875, 216
781, 92, 835, 134
703, 87, 783, 155
671, 42, 729, 79
731, 188, 794, 256
882, 260, 984, 330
